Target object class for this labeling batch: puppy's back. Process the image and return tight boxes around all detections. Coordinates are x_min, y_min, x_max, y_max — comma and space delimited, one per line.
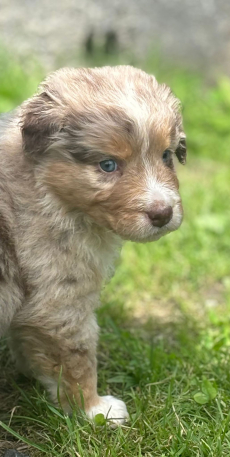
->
0, 111, 24, 336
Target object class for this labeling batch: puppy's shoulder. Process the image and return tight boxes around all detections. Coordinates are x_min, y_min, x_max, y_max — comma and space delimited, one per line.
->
0, 176, 24, 335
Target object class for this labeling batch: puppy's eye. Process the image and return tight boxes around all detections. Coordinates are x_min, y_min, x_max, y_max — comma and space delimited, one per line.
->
99, 159, 118, 172
162, 149, 172, 163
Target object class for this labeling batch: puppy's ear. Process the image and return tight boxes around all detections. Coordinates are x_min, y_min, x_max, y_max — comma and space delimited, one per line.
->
175, 134, 186, 165
21, 91, 64, 158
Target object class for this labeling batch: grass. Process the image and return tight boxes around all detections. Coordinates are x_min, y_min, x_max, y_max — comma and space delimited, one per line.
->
0, 49, 230, 456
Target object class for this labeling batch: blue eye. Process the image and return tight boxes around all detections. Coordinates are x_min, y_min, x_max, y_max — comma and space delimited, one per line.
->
162, 150, 172, 163
99, 159, 118, 172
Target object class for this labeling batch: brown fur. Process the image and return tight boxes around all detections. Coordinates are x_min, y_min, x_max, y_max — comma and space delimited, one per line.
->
0, 66, 186, 423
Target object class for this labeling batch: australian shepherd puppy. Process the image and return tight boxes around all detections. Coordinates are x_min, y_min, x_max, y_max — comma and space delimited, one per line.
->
0, 66, 186, 424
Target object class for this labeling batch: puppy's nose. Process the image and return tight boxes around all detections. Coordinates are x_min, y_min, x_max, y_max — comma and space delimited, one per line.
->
147, 205, 173, 228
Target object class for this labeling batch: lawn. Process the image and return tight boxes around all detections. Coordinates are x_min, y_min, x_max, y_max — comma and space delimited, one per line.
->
0, 50, 230, 457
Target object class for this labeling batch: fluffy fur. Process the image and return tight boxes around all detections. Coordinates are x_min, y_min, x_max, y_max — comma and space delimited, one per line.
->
0, 66, 186, 423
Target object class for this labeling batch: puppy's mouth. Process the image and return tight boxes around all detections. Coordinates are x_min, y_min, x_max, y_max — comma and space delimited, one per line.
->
111, 202, 183, 243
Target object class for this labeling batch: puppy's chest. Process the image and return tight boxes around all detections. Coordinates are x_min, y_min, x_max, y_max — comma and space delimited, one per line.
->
56, 228, 118, 281
20, 220, 121, 295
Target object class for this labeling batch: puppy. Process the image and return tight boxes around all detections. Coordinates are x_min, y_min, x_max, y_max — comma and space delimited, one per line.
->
0, 66, 186, 424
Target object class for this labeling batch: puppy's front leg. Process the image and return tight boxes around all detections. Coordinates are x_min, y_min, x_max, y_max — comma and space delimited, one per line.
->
10, 311, 128, 424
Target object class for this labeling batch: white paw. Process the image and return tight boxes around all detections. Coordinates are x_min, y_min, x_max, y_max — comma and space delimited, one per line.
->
86, 395, 129, 425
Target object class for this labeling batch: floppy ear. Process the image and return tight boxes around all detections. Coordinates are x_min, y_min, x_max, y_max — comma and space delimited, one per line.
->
21, 91, 64, 158
175, 135, 186, 164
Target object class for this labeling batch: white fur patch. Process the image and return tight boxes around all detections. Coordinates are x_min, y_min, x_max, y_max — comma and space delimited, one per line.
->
144, 172, 180, 208
86, 395, 129, 425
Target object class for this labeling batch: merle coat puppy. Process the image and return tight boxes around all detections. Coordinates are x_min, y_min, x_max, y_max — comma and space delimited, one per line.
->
0, 66, 186, 424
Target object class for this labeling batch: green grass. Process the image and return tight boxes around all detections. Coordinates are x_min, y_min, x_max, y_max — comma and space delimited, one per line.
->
0, 51, 230, 456
0, 50, 43, 113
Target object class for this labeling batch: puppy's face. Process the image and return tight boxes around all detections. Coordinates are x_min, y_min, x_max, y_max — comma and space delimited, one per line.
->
21, 66, 186, 242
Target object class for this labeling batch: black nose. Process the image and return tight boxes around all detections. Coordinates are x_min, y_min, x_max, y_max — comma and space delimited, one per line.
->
147, 205, 173, 228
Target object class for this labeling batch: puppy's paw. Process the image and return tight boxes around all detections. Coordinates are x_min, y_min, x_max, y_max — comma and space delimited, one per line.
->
86, 395, 129, 425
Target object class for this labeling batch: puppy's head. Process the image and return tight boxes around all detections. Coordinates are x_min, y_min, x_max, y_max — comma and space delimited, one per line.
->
21, 66, 186, 242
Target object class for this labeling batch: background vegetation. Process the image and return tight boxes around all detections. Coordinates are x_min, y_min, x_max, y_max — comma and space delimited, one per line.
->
0, 49, 230, 456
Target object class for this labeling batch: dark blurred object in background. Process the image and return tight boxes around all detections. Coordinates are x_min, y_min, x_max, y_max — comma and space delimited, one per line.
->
0, 0, 230, 76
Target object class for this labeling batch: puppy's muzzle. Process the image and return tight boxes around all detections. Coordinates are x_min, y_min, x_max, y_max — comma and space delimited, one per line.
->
147, 205, 173, 228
